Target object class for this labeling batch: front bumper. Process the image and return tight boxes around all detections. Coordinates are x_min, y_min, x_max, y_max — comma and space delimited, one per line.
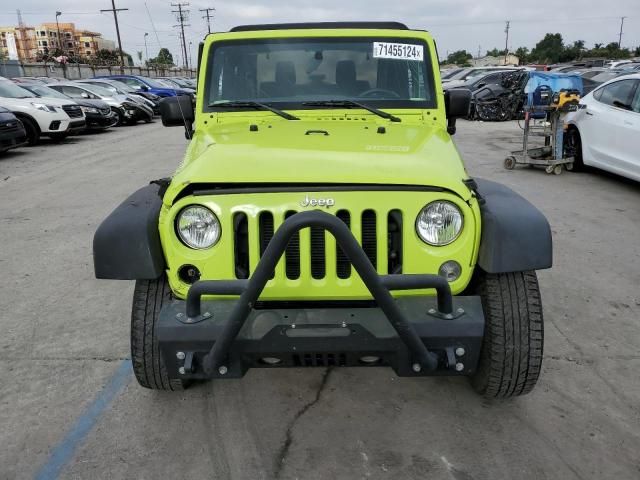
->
86, 111, 118, 129
159, 211, 485, 381
0, 122, 27, 151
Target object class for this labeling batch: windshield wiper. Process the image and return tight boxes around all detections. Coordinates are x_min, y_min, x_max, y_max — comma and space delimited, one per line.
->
302, 100, 401, 122
210, 101, 299, 120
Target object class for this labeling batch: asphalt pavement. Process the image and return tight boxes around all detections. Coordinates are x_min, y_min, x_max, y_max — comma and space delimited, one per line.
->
0, 120, 638, 480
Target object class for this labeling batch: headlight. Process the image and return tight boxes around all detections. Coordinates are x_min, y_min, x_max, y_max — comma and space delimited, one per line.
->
121, 102, 136, 109
176, 206, 221, 249
31, 103, 57, 113
81, 106, 99, 114
416, 201, 463, 246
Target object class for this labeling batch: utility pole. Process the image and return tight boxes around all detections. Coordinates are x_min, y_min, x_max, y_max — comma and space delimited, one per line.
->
618, 16, 626, 48
199, 7, 215, 34
55, 11, 67, 78
504, 20, 510, 65
144, 32, 149, 63
477, 45, 481, 59
189, 41, 193, 70
100, 0, 128, 74
171, 2, 190, 70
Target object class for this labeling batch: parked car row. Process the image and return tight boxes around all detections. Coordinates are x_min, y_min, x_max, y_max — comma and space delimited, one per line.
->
0, 74, 195, 153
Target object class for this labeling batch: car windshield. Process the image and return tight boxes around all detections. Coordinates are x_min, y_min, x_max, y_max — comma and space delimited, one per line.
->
23, 84, 69, 99
81, 84, 115, 97
0, 78, 36, 98
109, 80, 135, 93
142, 77, 171, 88
205, 37, 436, 110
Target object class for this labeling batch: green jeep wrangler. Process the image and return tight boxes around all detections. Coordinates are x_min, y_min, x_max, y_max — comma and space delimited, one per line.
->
94, 22, 551, 398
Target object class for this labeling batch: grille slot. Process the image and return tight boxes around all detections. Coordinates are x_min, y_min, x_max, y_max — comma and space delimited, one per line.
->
361, 210, 377, 269
233, 213, 249, 279
284, 211, 300, 279
387, 210, 403, 274
259, 212, 275, 279
310, 225, 326, 279
335, 210, 351, 279
293, 352, 347, 367
62, 104, 83, 118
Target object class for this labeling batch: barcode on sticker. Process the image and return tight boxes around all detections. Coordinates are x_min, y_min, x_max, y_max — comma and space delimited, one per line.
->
373, 42, 424, 61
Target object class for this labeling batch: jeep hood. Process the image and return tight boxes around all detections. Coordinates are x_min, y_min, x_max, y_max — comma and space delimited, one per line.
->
165, 119, 472, 204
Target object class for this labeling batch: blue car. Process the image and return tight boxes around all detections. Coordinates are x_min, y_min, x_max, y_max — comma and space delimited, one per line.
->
96, 75, 192, 98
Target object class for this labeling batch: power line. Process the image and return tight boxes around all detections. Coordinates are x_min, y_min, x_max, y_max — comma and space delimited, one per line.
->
199, 7, 215, 34
171, 2, 190, 70
100, 0, 128, 74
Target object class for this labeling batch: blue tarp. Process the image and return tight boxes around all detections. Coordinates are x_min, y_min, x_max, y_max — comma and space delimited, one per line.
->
525, 72, 583, 106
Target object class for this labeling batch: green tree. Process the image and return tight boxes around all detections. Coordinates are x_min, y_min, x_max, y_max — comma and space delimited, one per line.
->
514, 47, 529, 64
635, 46, 640, 56
485, 48, 507, 57
445, 50, 472, 66
147, 48, 174, 66
530, 33, 564, 63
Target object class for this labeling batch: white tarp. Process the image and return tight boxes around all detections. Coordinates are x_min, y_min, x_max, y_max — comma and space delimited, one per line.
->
6, 32, 19, 60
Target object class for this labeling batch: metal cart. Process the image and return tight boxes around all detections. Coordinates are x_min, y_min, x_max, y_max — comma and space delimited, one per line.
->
504, 73, 583, 175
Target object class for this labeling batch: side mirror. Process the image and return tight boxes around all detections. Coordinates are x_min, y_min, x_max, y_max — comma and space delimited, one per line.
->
159, 95, 195, 138
81, 92, 90, 99
444, 88, 471, 135
140, 85, 149, 92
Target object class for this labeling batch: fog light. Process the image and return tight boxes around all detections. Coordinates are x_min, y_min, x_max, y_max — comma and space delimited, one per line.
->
49, 121, 61, 130
438, 261, 461, 282
178, 264, 201, 284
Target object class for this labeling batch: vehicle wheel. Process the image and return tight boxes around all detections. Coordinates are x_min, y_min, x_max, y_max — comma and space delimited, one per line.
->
503, 156, 516, 170
566, 127, 584, 171
545, 165, 554, 174
131, 275, 188, 390
112, 108, 125, 126
553, 165, 563, 175
471, 270, 544, 398
20, 117, 40, 146
565, 162, 574, 171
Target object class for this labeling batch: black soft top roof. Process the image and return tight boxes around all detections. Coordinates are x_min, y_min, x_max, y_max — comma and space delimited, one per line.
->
230, 22, 409, 32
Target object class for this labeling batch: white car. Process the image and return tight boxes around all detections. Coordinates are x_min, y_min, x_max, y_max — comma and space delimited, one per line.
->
0, 77, 85, 144
566, 73, 640, 181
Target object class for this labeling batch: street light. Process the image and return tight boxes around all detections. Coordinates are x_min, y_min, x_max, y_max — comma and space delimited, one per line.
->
144, 32, 149, 64
55, 11, 67, 78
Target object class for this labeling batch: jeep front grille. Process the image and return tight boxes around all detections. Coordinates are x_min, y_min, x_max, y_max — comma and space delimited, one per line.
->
233, 208, 403, 280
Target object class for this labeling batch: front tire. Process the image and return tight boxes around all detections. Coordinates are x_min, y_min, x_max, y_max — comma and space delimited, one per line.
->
131, 275, 187, 390
566, 127, 584, 171
471, 270, 544, 398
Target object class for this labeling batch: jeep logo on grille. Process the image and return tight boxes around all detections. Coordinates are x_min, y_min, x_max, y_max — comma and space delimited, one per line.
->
300, 195, 335, 208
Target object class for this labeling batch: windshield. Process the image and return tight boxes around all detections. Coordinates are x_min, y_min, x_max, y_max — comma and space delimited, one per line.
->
0, 79, 36, 98
205, 37, 436, 110
81, 84, 115, 98
142, 77, 172, 89
23, 84, 69, 99
108, 80, 134, 93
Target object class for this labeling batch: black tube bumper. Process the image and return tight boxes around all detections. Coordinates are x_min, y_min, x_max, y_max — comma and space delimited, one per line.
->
157, 211, 485, 381
158, 296, 484, 379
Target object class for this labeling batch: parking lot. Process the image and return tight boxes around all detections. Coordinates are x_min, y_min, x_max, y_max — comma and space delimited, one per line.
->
1, 119, 639, 479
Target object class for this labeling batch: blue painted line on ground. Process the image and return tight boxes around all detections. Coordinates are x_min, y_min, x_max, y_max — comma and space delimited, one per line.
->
34, 359, 132, 480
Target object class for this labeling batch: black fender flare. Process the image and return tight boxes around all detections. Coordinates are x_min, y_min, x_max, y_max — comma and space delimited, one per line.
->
93, 183, 166, 280
475, 178, 552, 273
12, 112, 40, 133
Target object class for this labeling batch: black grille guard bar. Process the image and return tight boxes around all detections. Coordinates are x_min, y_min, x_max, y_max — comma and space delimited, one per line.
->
185, 210, 454, 374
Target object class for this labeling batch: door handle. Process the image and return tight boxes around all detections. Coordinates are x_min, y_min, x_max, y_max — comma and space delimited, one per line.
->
624, 120, 633, 126
585, 111, 594, 116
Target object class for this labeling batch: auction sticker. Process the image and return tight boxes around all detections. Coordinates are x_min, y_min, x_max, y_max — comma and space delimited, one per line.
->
373, 42, 424, 61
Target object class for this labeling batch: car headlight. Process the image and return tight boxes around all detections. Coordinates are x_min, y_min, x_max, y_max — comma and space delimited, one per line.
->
81, 106, 99, 114
416, 201, 463, 246
176, 206, 221, 249
121, 102, 136, 109
31, 103, 57, 113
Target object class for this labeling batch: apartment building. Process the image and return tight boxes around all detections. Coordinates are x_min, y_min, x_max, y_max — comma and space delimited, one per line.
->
0, 22, 115, 62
